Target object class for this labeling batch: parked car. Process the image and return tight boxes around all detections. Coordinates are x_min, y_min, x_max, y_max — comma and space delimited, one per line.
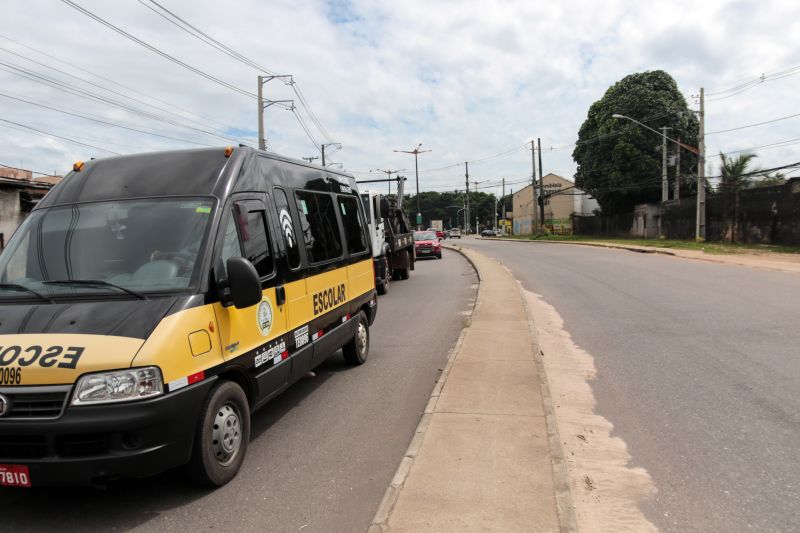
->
481, 229, 496, 237
413, 230, 442, 259
449, 227, 462, 239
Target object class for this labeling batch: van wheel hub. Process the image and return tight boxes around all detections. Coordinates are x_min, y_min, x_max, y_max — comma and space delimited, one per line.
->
212, 403, 242, 465
357, 322, 368, 355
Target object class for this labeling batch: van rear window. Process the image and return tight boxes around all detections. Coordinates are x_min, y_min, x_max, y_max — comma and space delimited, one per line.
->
294, 191, 343, 264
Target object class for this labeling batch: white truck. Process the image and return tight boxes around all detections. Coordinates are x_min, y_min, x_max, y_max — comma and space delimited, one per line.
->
360, 188, 415, 295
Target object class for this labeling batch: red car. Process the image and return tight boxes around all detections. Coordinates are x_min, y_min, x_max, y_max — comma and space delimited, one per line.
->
414, 230, 442, 259
428, 227, 445, 239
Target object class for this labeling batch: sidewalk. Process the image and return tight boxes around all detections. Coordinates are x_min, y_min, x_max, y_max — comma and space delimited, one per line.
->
369, 246, 574, 533
484, 237, 800, 275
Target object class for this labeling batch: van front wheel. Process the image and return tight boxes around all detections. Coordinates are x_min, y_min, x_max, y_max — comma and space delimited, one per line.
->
187, 380, 250, 487
343, 312, 370, 365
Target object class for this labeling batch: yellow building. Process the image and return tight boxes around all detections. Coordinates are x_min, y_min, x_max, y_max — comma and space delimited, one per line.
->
512, 173, 598, 235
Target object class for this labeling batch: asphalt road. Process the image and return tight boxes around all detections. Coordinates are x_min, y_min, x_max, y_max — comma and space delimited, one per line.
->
0, 251, 477, 533
460, 237, 799, 533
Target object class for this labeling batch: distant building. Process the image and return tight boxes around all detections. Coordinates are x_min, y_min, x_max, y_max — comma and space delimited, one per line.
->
512, 173, 598, 235
0, 166, 61, 248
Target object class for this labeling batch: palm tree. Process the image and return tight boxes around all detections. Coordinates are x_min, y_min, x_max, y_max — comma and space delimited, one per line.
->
719, 152, 758, 242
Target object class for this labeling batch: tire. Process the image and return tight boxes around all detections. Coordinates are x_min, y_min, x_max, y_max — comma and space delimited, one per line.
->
376, 256, 390, 295
342, 311, 370, 365
187, 380, 250, 487
436, 253, 442, 259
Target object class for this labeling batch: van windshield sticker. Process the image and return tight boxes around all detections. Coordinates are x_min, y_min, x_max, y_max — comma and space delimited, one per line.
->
300, 200, 309, 215
195, 206, 211, 214
340, 203, 347, 215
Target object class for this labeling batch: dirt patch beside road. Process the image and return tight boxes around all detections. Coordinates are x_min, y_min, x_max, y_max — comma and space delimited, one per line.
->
523, 287, 658, 533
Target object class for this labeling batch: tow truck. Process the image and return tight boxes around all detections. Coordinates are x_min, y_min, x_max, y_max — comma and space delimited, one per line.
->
358, 176, 415, 295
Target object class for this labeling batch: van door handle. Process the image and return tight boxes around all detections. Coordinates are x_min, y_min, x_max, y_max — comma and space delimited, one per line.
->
276, 285, 286, 306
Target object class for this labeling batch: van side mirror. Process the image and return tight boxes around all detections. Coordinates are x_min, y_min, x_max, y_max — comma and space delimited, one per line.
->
226, 257, 262, 309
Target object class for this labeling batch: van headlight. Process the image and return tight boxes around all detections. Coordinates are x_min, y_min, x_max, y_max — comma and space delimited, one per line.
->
72, 367, 164, 405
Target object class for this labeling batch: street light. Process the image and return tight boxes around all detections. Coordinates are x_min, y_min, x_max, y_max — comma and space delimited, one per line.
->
394, 143, 431, 229
612, 113, 702, 239
612, 114, 698, 155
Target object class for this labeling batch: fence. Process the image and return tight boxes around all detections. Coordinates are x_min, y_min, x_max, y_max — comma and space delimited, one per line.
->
573, 178, 800, 246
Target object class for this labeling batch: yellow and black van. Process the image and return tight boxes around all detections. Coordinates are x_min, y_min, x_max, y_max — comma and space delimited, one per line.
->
0, 146, 377, 487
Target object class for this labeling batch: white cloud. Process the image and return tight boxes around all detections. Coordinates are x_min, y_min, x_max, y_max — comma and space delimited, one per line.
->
1, 0, 799, 195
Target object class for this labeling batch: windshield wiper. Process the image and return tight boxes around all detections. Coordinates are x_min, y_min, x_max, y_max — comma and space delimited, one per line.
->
0, 283, 56, 303
43, 280, 149, 300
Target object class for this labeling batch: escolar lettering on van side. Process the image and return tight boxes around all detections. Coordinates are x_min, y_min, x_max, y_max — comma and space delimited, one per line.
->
312, 284, 346, 316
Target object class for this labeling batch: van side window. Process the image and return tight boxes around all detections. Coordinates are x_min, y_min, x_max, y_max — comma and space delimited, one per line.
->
294, 191, 343, 263
337, 195, 367, 255
236, 204, 274, 278
273, 188, 301, 269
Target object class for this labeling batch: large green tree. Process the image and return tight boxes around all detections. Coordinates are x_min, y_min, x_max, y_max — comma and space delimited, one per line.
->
573, 70, 699, 214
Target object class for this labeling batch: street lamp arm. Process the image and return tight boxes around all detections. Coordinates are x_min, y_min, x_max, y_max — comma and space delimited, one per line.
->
613, 114, 699, 155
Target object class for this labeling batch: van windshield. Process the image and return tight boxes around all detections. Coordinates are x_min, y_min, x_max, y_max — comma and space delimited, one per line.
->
0, 198, 214, 299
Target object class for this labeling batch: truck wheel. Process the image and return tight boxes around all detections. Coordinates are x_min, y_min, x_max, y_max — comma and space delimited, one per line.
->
187, 380, 250, 487
377, 257, 390, 295
342, 311, 369, 365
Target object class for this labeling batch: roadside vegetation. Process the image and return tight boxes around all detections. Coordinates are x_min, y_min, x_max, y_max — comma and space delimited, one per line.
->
495, 234, 800, 255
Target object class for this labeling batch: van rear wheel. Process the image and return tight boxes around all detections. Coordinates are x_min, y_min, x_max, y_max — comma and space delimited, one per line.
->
343, 311, 370, 365
187, 380, 250, 487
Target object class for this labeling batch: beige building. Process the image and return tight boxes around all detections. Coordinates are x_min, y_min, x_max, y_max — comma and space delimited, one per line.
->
512, 173, 598, 235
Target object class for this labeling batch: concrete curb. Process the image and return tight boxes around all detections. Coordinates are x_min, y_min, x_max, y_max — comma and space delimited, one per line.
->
479, 236, 678, 256
516, 275, 579, 533
368, 245, 480, 533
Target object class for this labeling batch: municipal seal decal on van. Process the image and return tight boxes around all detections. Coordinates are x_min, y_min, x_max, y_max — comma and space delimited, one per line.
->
257, 299, 273, 336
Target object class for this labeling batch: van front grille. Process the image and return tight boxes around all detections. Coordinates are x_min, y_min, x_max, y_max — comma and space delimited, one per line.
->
0, 386, 71, 419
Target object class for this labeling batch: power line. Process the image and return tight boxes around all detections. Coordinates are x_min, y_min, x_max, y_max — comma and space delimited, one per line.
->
0, 118, 121, 155
61, 0, 256, 99
0, 33, 233, 132
705, 112, 800, 135
0, 45, 236, 139
138, 0, 335, 145
0, 59, 241, 143
0, 90, 215, 147
0, 162, 59, 176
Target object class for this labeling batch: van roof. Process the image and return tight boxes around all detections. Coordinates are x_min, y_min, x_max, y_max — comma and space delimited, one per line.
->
37, 146, 358, 209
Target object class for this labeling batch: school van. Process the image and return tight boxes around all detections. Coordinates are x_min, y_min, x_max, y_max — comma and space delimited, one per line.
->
0, 146, 377, 488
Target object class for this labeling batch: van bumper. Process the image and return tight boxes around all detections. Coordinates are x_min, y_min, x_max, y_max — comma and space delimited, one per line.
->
0, 378, 216, 487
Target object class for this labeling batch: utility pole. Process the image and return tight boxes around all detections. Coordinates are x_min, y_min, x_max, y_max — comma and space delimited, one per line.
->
530, 140, 538, 235
258, 75, 264, 150
257, 74, 293, 151
394, 144, 431, 229
321, 143, 341, 166
302, 156, 319, 164
538, 138, 545, 233
501, 177, 505, 229
471, 179, 485, 233
465, 162, 470, 233
696, 88, 706, 241
674, 138, 681, 200
660, 127, 672, 202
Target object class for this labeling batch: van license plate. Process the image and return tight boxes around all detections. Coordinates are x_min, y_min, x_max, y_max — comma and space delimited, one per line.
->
0, 464, 31, 487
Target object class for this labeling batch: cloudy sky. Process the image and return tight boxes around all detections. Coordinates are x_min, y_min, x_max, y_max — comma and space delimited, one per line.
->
1, 0, 799, 197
